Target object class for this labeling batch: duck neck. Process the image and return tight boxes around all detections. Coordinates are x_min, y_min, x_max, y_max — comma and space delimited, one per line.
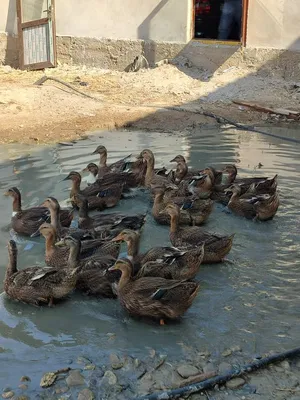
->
6, 250, 18, 279
118, 266, 132, 291
78, 200, 89, 220
170, 213, 179, 233
153, 192, 164, 211
45, 232, 56, 258
99, 151, 107, 168
145, 157, 155, 186
70, 178, 81, 198
127, 236, 139, 261
68, 243, 81, 269
49, 206, 61, 233
229, 191, 240, 204
12, 194, 22, 213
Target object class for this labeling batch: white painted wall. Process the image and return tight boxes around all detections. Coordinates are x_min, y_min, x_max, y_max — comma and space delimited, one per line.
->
55, 0, 192, 42
247, 0, 300, 50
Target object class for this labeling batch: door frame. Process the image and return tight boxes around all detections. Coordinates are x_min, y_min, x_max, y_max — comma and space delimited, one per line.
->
16, 0, 57, 70
192, 0, 249, 46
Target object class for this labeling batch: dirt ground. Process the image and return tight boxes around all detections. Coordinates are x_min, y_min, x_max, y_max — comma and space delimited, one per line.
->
0, 60, 299, 144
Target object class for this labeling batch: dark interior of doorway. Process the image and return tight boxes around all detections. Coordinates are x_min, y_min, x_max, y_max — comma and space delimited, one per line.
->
194, 0, 241, 40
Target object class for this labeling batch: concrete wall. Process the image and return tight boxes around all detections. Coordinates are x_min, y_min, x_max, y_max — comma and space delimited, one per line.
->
55, 0, 192, 43
247, 0, 300, 50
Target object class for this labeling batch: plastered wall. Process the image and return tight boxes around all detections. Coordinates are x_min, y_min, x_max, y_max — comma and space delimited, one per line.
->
246, 0, 300, 50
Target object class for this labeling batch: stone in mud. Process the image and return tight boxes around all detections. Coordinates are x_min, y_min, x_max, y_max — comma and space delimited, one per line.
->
226, 377, 246, 389
222, 349, 232, 357
18, 384, 28, 390
1, 392, 14, 399
103, 370, 117, 385
15, 397, 30, 400
84, 364, 96, 371
55, 387, 69, 394
20, 376, 31, 382
279, 360, 291, 370
66, 370, 85, 386
202, 362, 216, 374
177, 364, 199, 378
78, 388, 95, 400
110, 353, 124, 369
218, 362, 232, 375
77, 356, 91, 365
231, 345, 242, 352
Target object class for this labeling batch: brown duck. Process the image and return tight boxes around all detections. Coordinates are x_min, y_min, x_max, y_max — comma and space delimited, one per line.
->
225, 184, 279, 221
152, 186, 213, 226
111, 229, 204, 279
56, 235, 119, 297
163, 203, 234, 263
92, 145, 132, 177
4, 240, 77, 306
4, 187, 72, 237
109, 258, 200, 325
141, 149, 170, 189
39, 223, 120, 268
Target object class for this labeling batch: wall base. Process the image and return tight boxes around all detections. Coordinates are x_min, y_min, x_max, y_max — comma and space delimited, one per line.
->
1, 34, 300, 80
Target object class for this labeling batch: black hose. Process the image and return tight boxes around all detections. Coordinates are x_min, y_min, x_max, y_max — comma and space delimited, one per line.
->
136, 347, 300, 400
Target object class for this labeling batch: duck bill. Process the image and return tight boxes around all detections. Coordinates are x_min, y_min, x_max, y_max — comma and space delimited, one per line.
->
108, 264, 117, 271
62, 175, 71, 181
30, 228, 41, 238
3, 191, 10, 197
111, 233, 124, 242
81, 167, 88, 173
55, 240, 66, 247
169, 158, 176, 163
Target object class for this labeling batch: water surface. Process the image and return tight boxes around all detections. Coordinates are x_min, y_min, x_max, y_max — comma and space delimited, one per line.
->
0, 127, 299, 388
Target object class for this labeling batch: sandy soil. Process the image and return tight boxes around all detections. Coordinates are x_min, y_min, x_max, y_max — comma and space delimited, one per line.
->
0, 61, 299, 144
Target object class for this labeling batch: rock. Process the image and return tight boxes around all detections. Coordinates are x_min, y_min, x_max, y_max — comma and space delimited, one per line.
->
218, 362, 231, 375
77, 356, 91, 364
202, 363, 216, 374
2, 66, 12, 73
177, 364, 199, 378
226, 377, 246, 389
231, 345, 242, 353
222, 349, 232, 357
0, 347, 5, 353
18, 384, 28, 390
20, 376, 31, 382
55, 387, 69, 394
78, 388, 94, 400
103, 370, 117, 385
66, 370, 85, 386
1, 392, 14, 399
280, 360, 291, 370
110, 353, 124, 370
15, 397, 29, 400
84, 364, 96, 371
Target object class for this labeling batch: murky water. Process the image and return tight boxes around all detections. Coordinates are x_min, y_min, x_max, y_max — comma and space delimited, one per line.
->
0, 127, 299, 388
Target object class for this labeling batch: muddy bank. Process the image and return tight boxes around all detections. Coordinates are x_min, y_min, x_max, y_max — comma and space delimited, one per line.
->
2, 347, 300, 400
0, 63, 299, 144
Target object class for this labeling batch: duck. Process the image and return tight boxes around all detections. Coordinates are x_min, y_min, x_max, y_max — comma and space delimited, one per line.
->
111, 228, 204, 279
163, 203, 234, 263
4, 240, 77, 306
56, 235, 120, 297
108, 258, 200, 325
91, 145, 132, 178
169, 155, 189, 183
187, 168, 216, 199
36, 197, 97, 240
225, 184, 280, 221
64, 170, 138, 199
4, 187, 73, 237
70, 172, 123, 211
39, 223, 120, 268
152, 186, 213, 226
74, 194, 146, 233
212, 171, 278, 205
141, 149, 170, 189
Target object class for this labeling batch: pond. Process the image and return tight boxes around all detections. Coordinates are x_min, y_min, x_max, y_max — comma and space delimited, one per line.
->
0, 126, 299, 389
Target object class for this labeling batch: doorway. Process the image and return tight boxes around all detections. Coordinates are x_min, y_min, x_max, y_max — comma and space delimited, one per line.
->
16, 0, 57, 70
193, 0, 248, 44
